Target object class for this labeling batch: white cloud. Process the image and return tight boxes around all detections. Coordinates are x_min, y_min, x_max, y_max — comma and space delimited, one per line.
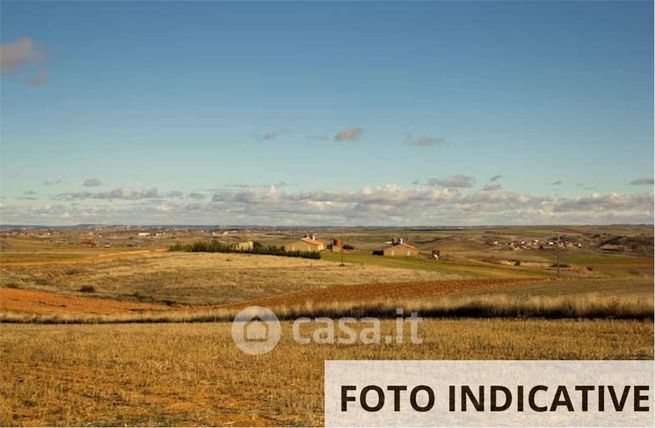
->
57, 187, 160, 201
0, 37, 48, 86
483, 184, 502, 192
187, 192, 206, 200
334, 127, 362, 142
427, 175, 476, 188
406, 134, 443, 147
257, 129, 289, 141
83, 178, 103, 187
0, 37, 44, 73
628, 178, 654, 186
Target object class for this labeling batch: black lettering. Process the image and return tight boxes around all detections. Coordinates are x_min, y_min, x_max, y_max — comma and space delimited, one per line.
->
575, 385, 595, 411
461, 386, 484, 411
550, 386, 574, 412
529, 385, 548, 412
387, 385, 407, 412
634, 386, 650, 412
341, 385, 357, 412
490, 385, 512, 411
608, 386, 630, 412
449, 385, 455, 412
361, 385, 385, 412
410, 385, 435, 412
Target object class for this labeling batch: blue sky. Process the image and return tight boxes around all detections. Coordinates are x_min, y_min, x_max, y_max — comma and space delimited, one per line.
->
0, 1, 653, 225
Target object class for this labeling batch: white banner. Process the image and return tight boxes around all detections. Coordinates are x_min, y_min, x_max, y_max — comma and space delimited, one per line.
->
325, 360, 654, 427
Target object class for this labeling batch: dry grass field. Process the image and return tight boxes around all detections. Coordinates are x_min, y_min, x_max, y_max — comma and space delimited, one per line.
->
1, 250, 461, 305
1, 319, 652, 426
0, 226, 653, 426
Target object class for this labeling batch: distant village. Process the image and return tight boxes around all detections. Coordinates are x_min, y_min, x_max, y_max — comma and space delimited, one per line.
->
1, 225, 650, 257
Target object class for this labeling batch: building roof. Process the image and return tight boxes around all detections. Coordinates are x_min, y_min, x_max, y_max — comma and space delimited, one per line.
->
383, 242, 417, 250
300, 237, 323, 246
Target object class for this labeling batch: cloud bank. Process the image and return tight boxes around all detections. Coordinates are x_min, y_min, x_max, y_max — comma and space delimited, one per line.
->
3, 185, 652, 226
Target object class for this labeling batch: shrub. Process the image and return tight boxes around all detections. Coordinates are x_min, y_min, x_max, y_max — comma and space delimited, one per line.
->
79, 285, 95, 293
169, 240, 321, 259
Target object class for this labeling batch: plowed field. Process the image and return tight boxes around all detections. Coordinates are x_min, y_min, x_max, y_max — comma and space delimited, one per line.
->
0, 288, 172, 316
224, 277, 543, 309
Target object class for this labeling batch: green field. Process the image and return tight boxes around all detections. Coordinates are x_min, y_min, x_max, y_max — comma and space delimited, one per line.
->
323, 251, 554, 278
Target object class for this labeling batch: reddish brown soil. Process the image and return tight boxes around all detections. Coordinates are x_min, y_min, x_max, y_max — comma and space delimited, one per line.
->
1, 278, 543, 317
222, 278, 543, 309
0, 288, 172, 316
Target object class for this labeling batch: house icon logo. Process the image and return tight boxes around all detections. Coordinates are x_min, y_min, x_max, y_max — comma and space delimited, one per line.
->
231, 306, 281, 355
244, 315, 269, 342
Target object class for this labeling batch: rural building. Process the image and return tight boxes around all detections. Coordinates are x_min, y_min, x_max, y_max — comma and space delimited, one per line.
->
80, 239, 97, 247
376, 238, 419, 257
284, 235, 324, 252
235, 240, 254, 251
599, 244, 624, 253
328, 238, 345, 253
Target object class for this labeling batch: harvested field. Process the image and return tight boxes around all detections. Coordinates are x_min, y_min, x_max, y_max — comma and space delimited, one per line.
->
1, 319, 652, 426
1, 251, 461, 305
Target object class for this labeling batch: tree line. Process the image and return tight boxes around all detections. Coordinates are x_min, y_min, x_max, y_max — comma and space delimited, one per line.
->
169, 240, 321, 259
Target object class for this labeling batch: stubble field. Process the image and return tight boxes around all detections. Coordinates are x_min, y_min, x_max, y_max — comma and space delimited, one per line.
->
1, 319, 652, 426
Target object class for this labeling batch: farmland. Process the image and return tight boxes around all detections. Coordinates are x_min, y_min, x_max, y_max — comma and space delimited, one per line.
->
1, 320, 652, 426
1, 250, 459, 305
0, 225, 653, 425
